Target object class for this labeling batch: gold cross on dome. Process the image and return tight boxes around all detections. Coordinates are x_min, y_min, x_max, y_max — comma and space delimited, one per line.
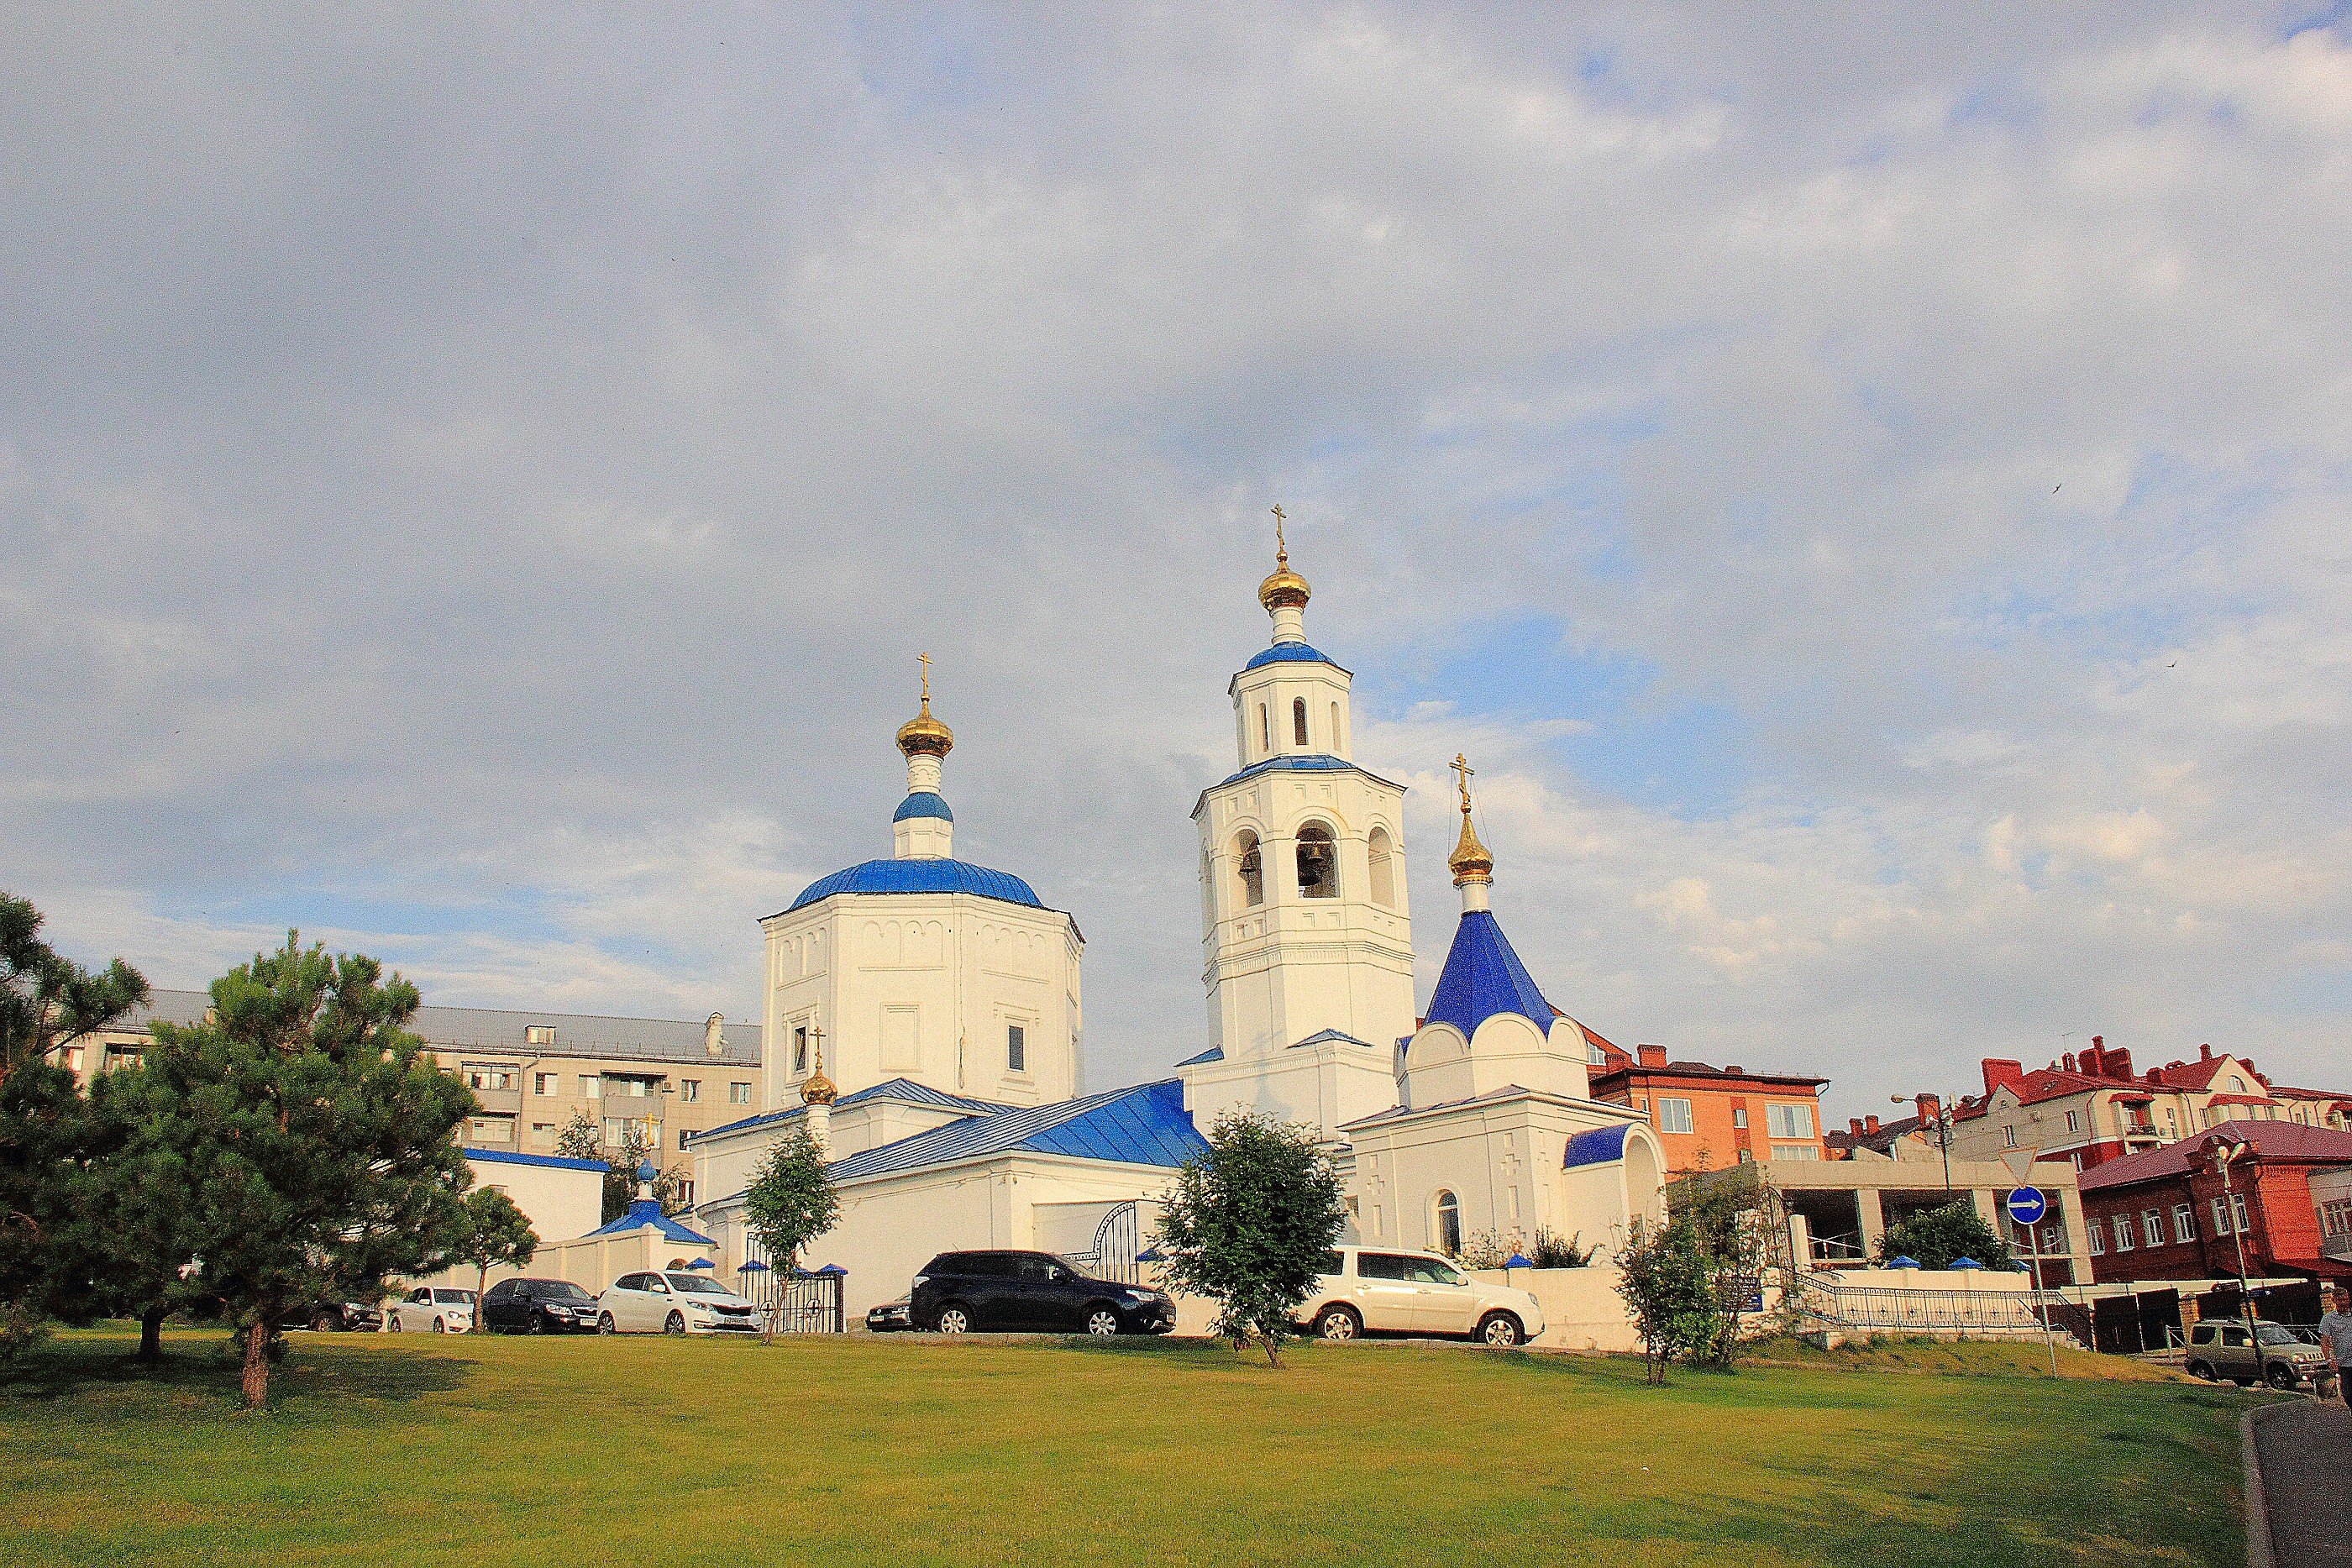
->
1452, 753, 1475, 813
806, 1024, 825, 1073
1272, 503, 1287, 560
916, 653, 932, 704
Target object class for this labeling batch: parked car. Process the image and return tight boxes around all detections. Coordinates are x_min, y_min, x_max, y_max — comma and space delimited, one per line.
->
280, 1300, 382, 1333
1292, 1246, 1545, 1347
479, 1277, 601, 1335
910, 1250, 1176, 1336
2184, 1319, 2332, 1389
596, 1270, 760, 1335
385, 1286, 476, 1334
866, 1298, 914, 1333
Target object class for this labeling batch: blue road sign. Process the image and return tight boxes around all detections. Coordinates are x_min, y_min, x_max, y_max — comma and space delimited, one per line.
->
2005, 1186, 2048, 1226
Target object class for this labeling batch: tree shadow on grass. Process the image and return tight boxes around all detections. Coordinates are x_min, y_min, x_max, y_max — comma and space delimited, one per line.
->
0, 1332, 471, 1408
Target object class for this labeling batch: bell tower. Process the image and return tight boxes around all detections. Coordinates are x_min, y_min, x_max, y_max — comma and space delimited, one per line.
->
1184, 510, 1415, 1135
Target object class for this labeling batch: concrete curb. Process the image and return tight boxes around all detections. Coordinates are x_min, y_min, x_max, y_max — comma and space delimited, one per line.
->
2243, 1404, 2278, 1568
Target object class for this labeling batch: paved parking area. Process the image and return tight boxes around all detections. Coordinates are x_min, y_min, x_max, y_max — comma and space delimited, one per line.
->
2254, 1398, 2352, 1566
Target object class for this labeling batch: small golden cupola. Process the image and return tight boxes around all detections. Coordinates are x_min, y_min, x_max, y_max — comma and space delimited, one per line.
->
895, 652, 954, 758
1447, 753, 1495, 889
1257, 503, 1310, 614
799, 1025, 837, 1106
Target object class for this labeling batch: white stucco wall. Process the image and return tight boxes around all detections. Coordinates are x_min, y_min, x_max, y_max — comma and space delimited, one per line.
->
463, 1152, 606, 1246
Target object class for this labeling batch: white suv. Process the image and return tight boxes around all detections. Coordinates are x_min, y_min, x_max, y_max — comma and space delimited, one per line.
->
385, 1286, 475, 1334
596, 1271, 760, 1335
1294, 1246, 1545, 1346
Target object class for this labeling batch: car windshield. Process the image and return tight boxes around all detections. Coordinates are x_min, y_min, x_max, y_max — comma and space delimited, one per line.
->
2257, 1324, 2297, 1346
432, 1289, 476, 1304
539, 1282, 593, 1303
665, 1275, 731, 1295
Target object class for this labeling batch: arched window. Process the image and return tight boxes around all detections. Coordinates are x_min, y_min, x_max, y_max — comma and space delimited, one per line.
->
1292, 697, 1309, 747
1367, 826, 1396, 908
1433, 1190, 1462, 1257
1257, 704, 1269, 754
1235, 831, 1264, 908
1296, 822, 1337, 899
1330, 701, 1342, 753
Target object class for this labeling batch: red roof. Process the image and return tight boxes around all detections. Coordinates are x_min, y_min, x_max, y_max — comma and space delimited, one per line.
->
2077, 1120, 2352, 1193
2204, 1093, 2273, 1106
2150, 1057, 2234, 1091
2000, 1069, 2112, 1106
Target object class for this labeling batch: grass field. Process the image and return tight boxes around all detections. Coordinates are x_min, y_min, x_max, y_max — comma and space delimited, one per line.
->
1, 1328, 2249, 1567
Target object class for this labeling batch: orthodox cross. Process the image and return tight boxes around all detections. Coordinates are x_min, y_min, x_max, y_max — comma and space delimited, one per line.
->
1272, 503, 1287, 560
917, 652, 932, 704
806, 1023, 825, 1077
1452, 753, 1475, 813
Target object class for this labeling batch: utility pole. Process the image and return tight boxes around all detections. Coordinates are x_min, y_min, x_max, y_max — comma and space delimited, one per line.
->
2207, 1135, 2256, 1345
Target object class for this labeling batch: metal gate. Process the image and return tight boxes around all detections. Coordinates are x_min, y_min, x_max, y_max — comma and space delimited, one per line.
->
1070, 1201, 1142, 1284
737, 1250, 844, 1334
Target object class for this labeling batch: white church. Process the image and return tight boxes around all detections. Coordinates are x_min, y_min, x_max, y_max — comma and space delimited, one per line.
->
685, 532, 1666, 1319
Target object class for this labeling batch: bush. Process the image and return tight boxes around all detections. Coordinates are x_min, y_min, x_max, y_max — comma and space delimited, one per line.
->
1530, 1228, 1596, 1268
1876, 1200, 2016, 1272
1615, 1216, 1719, 1383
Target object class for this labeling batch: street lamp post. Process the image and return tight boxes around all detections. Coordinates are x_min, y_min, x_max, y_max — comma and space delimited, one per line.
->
2205, 1135, 2256, 1344
1893, 1093, 1956, 1196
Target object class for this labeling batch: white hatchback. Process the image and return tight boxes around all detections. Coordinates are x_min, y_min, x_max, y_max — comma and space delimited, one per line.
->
596, 1270, 760, 1335
1293, 1246, 1546, 1346
385, 1286, 476, 1334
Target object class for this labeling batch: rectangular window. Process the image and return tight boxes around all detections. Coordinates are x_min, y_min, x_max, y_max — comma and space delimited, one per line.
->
626, 1078, 649, 1098
467, 1114, 515, 1145
2172, 1204, 2195, 1245
66, 1046, 83, 1072
2087, 1219, 2104, 1256
2213, 1198, 2233, 1236
533, 1072, 554, 1095
1771, 1144, 1821, 1162
2318, 1198, 2352, 1238
464, 1062, 515, 1091
525, 1025, 554, 1046
794, 1025, 809, 1073
1656, 1098, 1694, 1135
529, 1121, 554, 1141
673, 1179, 694, 1209
2230, 1194, 2249, 1234
580, 1076, 600, 1099
2141, 1209, 2164, 1249
2064, 1109, 2080, 1134
2110, 1216, 2133, 1252
681, 1080, 700, 1103
730, 1082, 752, 1105
1007, 1024, 1027, 1073
1730, 1106, 1748, 1129
1767, 1104, 1813, 1140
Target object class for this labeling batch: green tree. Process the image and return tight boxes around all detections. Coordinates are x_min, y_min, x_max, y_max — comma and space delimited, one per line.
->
1614, 1215, 1719, 1384
1673, 1165, 1774, 1366
1152, 1111, 1346, 1367
450, 1188, 538, 1330
0, 894, 148, 1355
145, 934, 475, 1407
558, 1111, 684, 1221
1876, 1198, 2016, 1272
742, 1125, 839, 1341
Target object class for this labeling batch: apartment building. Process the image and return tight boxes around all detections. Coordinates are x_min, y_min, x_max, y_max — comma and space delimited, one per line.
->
1587, 1043, 1830, 1175
2077, 1120, 2352, 1287
57, 989, 762, 1200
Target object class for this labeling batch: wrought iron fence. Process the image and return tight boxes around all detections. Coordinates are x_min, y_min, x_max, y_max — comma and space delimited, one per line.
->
1064, 1201, 1142, 1285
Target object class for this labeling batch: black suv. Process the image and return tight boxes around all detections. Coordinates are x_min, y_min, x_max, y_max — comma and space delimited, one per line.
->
479, 1277, 601, 1334
911, 1251, 1175, 1336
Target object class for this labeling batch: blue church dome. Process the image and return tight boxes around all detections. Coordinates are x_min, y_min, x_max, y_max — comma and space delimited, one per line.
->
788, 857, 1044, 912
1243, 642, 1341, 671
890, 791, 954, 823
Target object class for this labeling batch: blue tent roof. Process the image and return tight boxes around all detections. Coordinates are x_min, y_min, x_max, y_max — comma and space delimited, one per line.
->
1562, 1124, 1632, 1170
1173, 1044, 1224, 1067
682, 1078, 1011, 1146
1422, 910, 1555, 1040
821, 1079, 1209, 1183
1242, 642, 1341, 670
585, 1198, 716, 1247
890, 791, 954, 822
785, 857, 1043, 913
463, 1147, 608, 1173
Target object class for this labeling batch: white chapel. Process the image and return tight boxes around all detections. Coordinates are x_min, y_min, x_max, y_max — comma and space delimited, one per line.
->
685, 525, 1664, 1319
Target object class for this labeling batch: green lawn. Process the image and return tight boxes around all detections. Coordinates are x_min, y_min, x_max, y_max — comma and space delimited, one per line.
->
1, 1328, 2248, 1567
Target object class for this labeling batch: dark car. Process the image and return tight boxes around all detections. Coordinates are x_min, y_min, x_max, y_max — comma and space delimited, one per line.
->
866, 1298, 914, 1333
281, 1300, 382, 1333
479, 1277, 601, 1334
910, 1250, 1175, 1337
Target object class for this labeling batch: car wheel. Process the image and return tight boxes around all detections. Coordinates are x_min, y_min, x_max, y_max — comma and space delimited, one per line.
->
2186, 1359, 2212, 1381
1477, 1311, 1525, 1348
935, 1304, 972, 1335
597, 1312, 617, 1335
528, 1314, 544, 1335
664, 1311, 686, 1335
1084, 1307, 1122, 1337
432, 1317, 446, 1334
1313, 1305, 1362, 1341
312, 1313, 337, 1334
2266, 1361, 2300, 1391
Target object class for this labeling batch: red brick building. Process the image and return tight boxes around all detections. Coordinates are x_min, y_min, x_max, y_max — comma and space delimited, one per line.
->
2076, 1120, 2352, 1287
1588, 1044, 1829, 1175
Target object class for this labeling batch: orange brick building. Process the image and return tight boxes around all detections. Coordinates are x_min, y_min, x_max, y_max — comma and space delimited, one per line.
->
1587, 1043, 1830, 1175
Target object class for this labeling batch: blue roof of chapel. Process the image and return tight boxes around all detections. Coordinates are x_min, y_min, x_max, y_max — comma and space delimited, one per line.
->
585, 1198, 717, 1246
785, 857, 1043, 912
890, 791, 954, 822
1422, 910, 1555, 1039
822, 1079, 1209, 1183
682, 1078, 1013, 1146
1562, 1124, 1633, 1170
1242, 642, 1343, 671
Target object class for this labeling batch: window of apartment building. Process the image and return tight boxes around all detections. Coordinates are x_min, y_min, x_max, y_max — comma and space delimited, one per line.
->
525, 1025, 555, 1046
2003, 1125, 2018, 1147
1731, 1105, 1748, 1129
464, 1062, 515, 1092
533, 1072, 554, 1095
579, 1076, 600, 1099
2172, 1204, 2195, 1245
1587, 1040, 1607, 1067
1772, 1145, 1822, 1162
66, 1046, 84, 1072
2087, 1219, 2104, 1255
2110, 1215, 2133, 1251
603, 1116, 654, 1149
674, 1179, 695, 1209
2064, 1109, 2080, 1134
1008, 1024, 1027, 1074
730, 1082, 752, 1105
2319, 1198, 2352, 1238
621, 1078, 651, 1099
529, 1121, 554, 1143
467, 1114, 515, 1145
2141, 1209, 2165, 1249
1767, 1104, 1813, 1140
2212, 1198, 2233, 1236
680, 1080, 700, 1103
1656, 1098, 1694, 1135
2231, 1194, 2250, 1234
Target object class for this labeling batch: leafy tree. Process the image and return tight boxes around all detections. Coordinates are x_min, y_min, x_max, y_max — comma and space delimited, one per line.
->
559, 1111, 684, 1221
144, 934, 475, 1407
0, 895, 147, 1355
1614, 1215, 1718, 1384
742, 1125, 838, 1341
450, 1188, 538, 1330
1673, 1165, 1775, 1365
1876, 1198, 2016, 1272
1152, 1111, 1346, 1367
554, 1109, 601, 1162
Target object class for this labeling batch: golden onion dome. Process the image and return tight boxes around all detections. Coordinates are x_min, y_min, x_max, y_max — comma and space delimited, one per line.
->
1446, 752, 1494, 885
1258, 548, 1310, 612
895, 694, 953, 758
800, 1070, 837, 1107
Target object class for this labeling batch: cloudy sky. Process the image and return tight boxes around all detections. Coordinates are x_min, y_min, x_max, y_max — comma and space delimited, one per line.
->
5, 4, 2349, 1124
